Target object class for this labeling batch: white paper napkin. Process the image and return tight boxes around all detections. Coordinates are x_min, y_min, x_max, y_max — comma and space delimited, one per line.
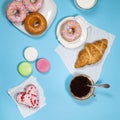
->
55, 17, 115, 83
8, 76, 46, 118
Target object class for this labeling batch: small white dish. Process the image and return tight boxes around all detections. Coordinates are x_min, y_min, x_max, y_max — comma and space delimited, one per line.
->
57, 16, 88, 49
12, 0, 57, 36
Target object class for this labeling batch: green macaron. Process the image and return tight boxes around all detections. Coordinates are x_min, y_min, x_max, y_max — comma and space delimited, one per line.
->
18, 61, 32, 77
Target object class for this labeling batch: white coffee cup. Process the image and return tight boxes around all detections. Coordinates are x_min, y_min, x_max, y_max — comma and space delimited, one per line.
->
75, 0, 97, 10
70, 74, 95, 101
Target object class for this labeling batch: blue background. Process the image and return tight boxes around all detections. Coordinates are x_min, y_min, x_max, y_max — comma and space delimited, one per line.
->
0, 0, 120, 120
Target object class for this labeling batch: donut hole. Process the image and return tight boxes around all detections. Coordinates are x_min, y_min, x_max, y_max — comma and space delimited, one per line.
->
30, 17, 40, 27
13, 9, 20, 16
33, 20, 40, 27
68, 28, 75, 34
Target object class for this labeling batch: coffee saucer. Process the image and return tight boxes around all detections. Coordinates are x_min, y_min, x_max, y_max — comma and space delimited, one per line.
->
56, 16, 89, 49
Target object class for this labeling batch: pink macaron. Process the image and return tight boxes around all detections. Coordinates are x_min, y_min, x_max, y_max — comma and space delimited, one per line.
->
36, 58, 50, 73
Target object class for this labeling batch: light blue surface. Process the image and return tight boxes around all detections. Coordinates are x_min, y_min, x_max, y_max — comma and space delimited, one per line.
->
0, 0, 120, 120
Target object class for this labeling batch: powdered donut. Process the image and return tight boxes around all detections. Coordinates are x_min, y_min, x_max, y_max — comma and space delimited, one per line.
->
6, 1, 27, 23
61, 20, 82, 42
24, 12, 47, 35
23, 0, 44, 12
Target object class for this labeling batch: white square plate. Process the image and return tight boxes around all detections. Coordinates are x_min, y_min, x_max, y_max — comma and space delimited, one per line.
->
12, 0, 57, 36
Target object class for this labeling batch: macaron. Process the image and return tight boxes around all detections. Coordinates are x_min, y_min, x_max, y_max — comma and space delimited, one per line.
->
18, 61, 32, 76
24, 47, 38, 62
36, 58, 50, 73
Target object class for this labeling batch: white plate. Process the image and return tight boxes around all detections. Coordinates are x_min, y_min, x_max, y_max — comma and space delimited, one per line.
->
12, 0, 57, 36
57, 16, 88, 49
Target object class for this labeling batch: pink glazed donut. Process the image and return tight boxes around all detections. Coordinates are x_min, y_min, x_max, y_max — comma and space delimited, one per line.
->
61, 20, 82, 42
6, 1, 27, 23
23, 0, 44, 12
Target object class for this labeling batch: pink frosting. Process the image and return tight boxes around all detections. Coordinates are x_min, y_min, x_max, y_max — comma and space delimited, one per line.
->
16, 84, 39, 108
23, 0, 44, 12
6, 1, 27, 23
61, 20, 82, 42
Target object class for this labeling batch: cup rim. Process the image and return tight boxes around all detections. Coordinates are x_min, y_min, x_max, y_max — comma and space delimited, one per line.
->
74, 0, 97, 10
70, 74, 95, 101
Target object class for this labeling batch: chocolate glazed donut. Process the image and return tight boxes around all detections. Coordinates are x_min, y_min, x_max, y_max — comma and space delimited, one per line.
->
24, 12, 47, 35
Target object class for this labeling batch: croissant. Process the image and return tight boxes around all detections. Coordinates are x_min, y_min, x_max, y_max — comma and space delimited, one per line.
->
75, 39, 108, 68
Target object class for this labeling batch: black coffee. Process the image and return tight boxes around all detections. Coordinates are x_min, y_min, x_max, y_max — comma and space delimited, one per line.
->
70, 76, 92, 98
